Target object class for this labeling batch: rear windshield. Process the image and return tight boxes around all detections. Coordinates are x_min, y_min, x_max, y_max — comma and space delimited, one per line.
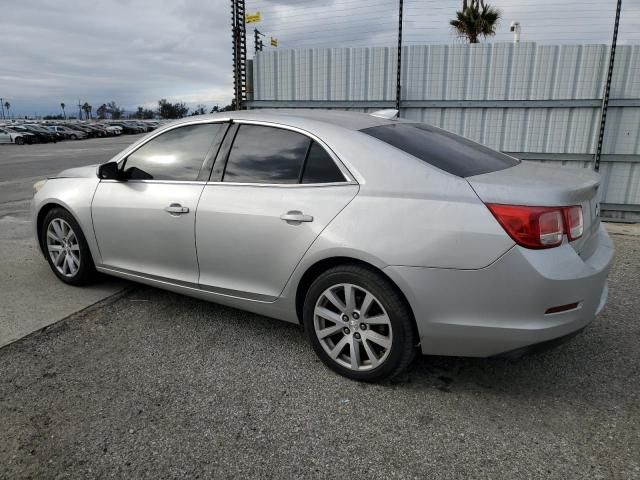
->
359, 123, 519, 177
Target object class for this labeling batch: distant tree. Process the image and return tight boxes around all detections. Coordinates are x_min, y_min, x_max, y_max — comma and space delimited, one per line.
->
107, 101, 124, 119
96, 104, 108, 119
4, 101, 10, 119
191, 104, 207, 116
157, 99, 189, 119
219, 101, 237, 112
81, 102, 92, 120
60, 102, 66, 119
450, 0, 500, 43
210, 105, 220, 113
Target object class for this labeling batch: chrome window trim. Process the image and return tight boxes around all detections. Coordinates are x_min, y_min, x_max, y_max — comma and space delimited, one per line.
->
205, 181, 356, 188
99, 117, 359, 186
99, 179, 208, 186
230, 119, 357, 185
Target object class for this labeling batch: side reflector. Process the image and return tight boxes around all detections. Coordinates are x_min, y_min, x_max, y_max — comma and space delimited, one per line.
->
545, 302, 580, 314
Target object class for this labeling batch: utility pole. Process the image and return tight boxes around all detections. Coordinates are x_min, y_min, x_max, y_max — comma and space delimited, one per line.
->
231, 0, 247, 110
78, 99, 82, 120
395, 0, 404, 112
594, 0, 622, 172
254, 28, 264, 54
0, 98, 5, 120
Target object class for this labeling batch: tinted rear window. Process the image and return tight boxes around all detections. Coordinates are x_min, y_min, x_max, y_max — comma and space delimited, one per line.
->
224, 125, 310, 184
360, 123, 519, 177
301, 141, 346, 184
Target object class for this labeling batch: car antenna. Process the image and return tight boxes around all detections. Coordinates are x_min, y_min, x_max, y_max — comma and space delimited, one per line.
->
370, 109, 399, 120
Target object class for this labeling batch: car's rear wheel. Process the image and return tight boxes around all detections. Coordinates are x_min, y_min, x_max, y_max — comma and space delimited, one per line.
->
42, 208, 96, 286
303, 265, 417, 381
69, 134, 77, 140
15, 137, 24, 145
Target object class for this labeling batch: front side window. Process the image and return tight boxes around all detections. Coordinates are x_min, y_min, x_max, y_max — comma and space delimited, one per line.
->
123, 123, 223, 181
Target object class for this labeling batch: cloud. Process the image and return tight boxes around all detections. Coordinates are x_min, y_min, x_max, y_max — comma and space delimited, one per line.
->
3, 0, 638, 116
3, 0, 233, 116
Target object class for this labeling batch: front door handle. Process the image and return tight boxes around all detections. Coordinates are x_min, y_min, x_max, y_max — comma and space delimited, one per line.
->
164, 203, 190, 215
280, 210, 314, 223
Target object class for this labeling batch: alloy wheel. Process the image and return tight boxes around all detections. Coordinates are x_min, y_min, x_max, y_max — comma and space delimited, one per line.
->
313, 283, 393, 371
46, 218, 81, 277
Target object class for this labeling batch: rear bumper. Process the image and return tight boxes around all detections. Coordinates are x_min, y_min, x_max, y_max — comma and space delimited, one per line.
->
384, 224, 614, 357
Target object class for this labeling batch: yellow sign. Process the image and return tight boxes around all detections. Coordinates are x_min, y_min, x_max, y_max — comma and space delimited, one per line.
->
245, 12, 261, 24
270, 37, 278, 47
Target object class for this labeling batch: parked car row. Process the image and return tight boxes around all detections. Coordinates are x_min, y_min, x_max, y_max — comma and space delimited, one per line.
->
0, 120, 161, 145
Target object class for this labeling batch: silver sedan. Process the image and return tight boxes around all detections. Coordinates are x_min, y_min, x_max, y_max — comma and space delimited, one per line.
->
32, 109, 614, 381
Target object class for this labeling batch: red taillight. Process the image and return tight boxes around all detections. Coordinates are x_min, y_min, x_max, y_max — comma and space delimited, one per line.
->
486, 204, 583, 249
564, 205, 584, 240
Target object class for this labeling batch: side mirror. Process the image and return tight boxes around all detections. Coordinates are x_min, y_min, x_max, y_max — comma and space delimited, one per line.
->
97, 162, 121, 180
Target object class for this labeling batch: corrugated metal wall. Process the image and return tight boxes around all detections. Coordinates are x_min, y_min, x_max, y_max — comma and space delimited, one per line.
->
249, 43, 640, 221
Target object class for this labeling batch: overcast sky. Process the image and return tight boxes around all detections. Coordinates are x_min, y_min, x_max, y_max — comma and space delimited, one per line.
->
2, 0, 638, 117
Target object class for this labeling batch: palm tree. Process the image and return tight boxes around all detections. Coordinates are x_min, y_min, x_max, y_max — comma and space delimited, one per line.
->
82, 102, 91, 120
450, 0, 501, 44
4, 101, 10, 119
60, 102, 66, 119
96, 104, 108, 119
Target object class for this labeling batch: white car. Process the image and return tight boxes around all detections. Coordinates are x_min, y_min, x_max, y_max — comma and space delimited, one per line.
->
0, 127, 31, 145
103, 125, 123, 135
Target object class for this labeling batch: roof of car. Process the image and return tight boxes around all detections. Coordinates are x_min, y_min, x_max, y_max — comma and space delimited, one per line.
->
173, 109, 411, 132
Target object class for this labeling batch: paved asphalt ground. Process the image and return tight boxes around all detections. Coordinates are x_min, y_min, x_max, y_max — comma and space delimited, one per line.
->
1, 138, 639, 479
0, 137, 142, 347
0, 134, 144, 204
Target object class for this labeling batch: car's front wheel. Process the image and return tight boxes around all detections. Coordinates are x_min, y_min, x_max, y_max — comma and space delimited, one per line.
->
15, 137, 24, 145
303, 264, 417, 381
41, 208, 96, 286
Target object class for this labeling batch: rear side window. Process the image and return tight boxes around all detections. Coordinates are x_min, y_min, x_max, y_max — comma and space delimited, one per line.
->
360, 123, 519, 177
224, 125, 346, 184
224, 125, 309, 183
301, 142, 346, 184
124, 123, 223, 181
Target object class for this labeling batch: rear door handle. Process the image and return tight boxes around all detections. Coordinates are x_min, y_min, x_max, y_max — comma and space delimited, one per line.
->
164, 203, 190, 215
280, 210, 314, 223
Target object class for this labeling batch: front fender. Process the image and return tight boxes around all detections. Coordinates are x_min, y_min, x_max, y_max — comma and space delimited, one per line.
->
32, 177, 102, 264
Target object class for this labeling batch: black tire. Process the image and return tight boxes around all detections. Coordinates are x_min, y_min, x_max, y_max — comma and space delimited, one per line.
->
70, 134, 77, 140
15, 137, 24, 145
303, 264, 418, 381
41, 207, 97, 286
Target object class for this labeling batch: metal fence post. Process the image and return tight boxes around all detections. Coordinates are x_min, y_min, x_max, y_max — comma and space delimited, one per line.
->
594, 0, 622, 172
395, 0, 404, 113
231, 0, 247, 110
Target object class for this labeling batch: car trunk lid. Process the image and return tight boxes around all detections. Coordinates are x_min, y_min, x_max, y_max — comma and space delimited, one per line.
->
466, 161, 601, 254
